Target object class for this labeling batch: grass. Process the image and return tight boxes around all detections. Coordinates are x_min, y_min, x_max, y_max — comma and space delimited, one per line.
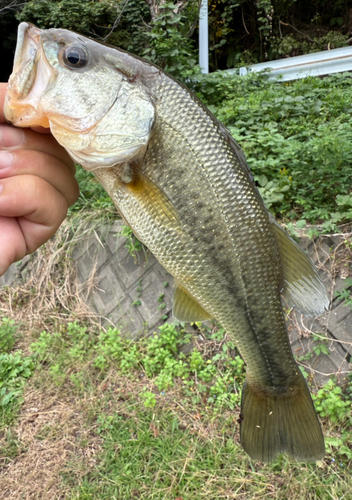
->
0, 312, 351, 499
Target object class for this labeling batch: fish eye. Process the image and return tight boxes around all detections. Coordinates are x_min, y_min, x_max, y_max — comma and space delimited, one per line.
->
63, 45, 89, 69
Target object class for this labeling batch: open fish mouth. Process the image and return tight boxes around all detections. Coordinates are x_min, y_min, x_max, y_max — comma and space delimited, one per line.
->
11, 23, 41, 98
5, 22, 53, 128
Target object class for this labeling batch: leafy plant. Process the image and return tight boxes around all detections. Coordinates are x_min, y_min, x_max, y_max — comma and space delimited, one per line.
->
0, 318, 18, 353
141, 390, 157, 408
120, 225, 143, 262
312, 379, 351, 424
0, 352, 34, 414
143, 1, 199, 80
196, 71, 352, 224
335, 278, 352, 309
16, 0, 117, 35
69, 164, 115, 215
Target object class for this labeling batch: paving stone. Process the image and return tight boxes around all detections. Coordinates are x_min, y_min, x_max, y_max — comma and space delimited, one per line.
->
0, 262, 18, 287
128, 267, 173, 331
327, 304, 352, 356
111, 250, 156, 291
107, 297, 145, 338
90, 263, 126, 315
72, 236, 92, 262
76, 240, 112, 282
104, 221, 130, 254
298, 235, 314, 252
289, 308, 351, 387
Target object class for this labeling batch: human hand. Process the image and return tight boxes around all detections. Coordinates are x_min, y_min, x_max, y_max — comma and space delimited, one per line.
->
0, 82, 79, 276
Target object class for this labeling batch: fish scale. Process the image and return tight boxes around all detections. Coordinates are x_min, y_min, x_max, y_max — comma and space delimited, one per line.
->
5, 22, 328, 461
147, 76, 295, 385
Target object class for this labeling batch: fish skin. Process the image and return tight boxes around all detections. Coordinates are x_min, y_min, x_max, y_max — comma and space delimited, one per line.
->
5, 23, 328, 462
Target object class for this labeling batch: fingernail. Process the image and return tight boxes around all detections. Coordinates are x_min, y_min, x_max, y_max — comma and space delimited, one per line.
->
0, 184, 3, 195
0, 151, 13, 168
0, 126, 25, 148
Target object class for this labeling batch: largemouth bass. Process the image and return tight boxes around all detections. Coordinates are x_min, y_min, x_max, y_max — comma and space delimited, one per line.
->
5, 22, 329, 462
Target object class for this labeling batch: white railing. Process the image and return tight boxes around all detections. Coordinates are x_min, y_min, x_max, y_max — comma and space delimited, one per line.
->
233, 46, 352, 81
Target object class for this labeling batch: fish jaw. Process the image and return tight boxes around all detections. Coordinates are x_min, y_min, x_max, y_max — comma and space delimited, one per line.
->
5, 23, 54, 128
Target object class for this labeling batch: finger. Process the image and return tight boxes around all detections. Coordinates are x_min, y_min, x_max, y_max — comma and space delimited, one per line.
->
0, 174, 68, 223
0, 149, 79, 207
0, 175, 68, 253
0, 124, 75, 174
0, 216, 27, 276
0, 83, 7, 123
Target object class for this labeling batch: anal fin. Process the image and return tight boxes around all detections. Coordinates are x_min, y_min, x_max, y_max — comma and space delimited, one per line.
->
173, 284, 212, 322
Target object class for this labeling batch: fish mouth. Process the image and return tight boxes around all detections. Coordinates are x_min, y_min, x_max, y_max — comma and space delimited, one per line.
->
5, 22, 53, 128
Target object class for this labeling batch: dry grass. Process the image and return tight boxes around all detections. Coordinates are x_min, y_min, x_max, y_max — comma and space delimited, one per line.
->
0, 213, 108, 500
0, 214, 106, 334
0, 387, 102, 500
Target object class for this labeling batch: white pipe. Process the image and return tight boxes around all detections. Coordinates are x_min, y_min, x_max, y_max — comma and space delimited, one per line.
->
199, 0, 209, 74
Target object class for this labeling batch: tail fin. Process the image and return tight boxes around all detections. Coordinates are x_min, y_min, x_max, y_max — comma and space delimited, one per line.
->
240, 372, 325, 462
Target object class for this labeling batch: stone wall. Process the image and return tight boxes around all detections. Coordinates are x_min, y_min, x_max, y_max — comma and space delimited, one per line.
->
72, 221, 174, 337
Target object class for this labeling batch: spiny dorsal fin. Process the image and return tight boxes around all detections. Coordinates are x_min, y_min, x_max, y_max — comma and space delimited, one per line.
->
173, 283, 212, 322
271, 218, 329, 317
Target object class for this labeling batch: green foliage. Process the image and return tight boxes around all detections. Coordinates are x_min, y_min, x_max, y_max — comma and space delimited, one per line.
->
30, 321, 95, 386
141, 390, 157, 408
143, 1, 199, 80
313, 379, 351, 423
196, 71, 352, 224
335, 278, 352, 309
120, 225, 143, 261
28, 317, 246, 411
0, 317, 33, 426
69, 164, 114, 214
0, 352, 34, 418
0, 318, 18, 353
2, 0, 352, 82
16, 0, 116, 35
299, 333, 330, 362
105, 0, 151, 56
93, 327, 127, 372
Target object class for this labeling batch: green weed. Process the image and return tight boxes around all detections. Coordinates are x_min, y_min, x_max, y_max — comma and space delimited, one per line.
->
2, 316, 352, 498
0, 317, 18, 353
0, 351, 34, 426
196, 72, 352, 226
313, 379, 351, 424
120, 225, 143, 261
335, 278, 352, 309
0, 317, 33, 427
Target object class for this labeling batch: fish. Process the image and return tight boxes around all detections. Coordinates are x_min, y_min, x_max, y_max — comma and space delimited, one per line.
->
5, 22, 329, 462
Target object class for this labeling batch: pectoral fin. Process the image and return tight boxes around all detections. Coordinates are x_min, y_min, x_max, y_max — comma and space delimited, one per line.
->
115, 167, 181, 229
271, 219, 329, 317
173, 284, 212, 322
